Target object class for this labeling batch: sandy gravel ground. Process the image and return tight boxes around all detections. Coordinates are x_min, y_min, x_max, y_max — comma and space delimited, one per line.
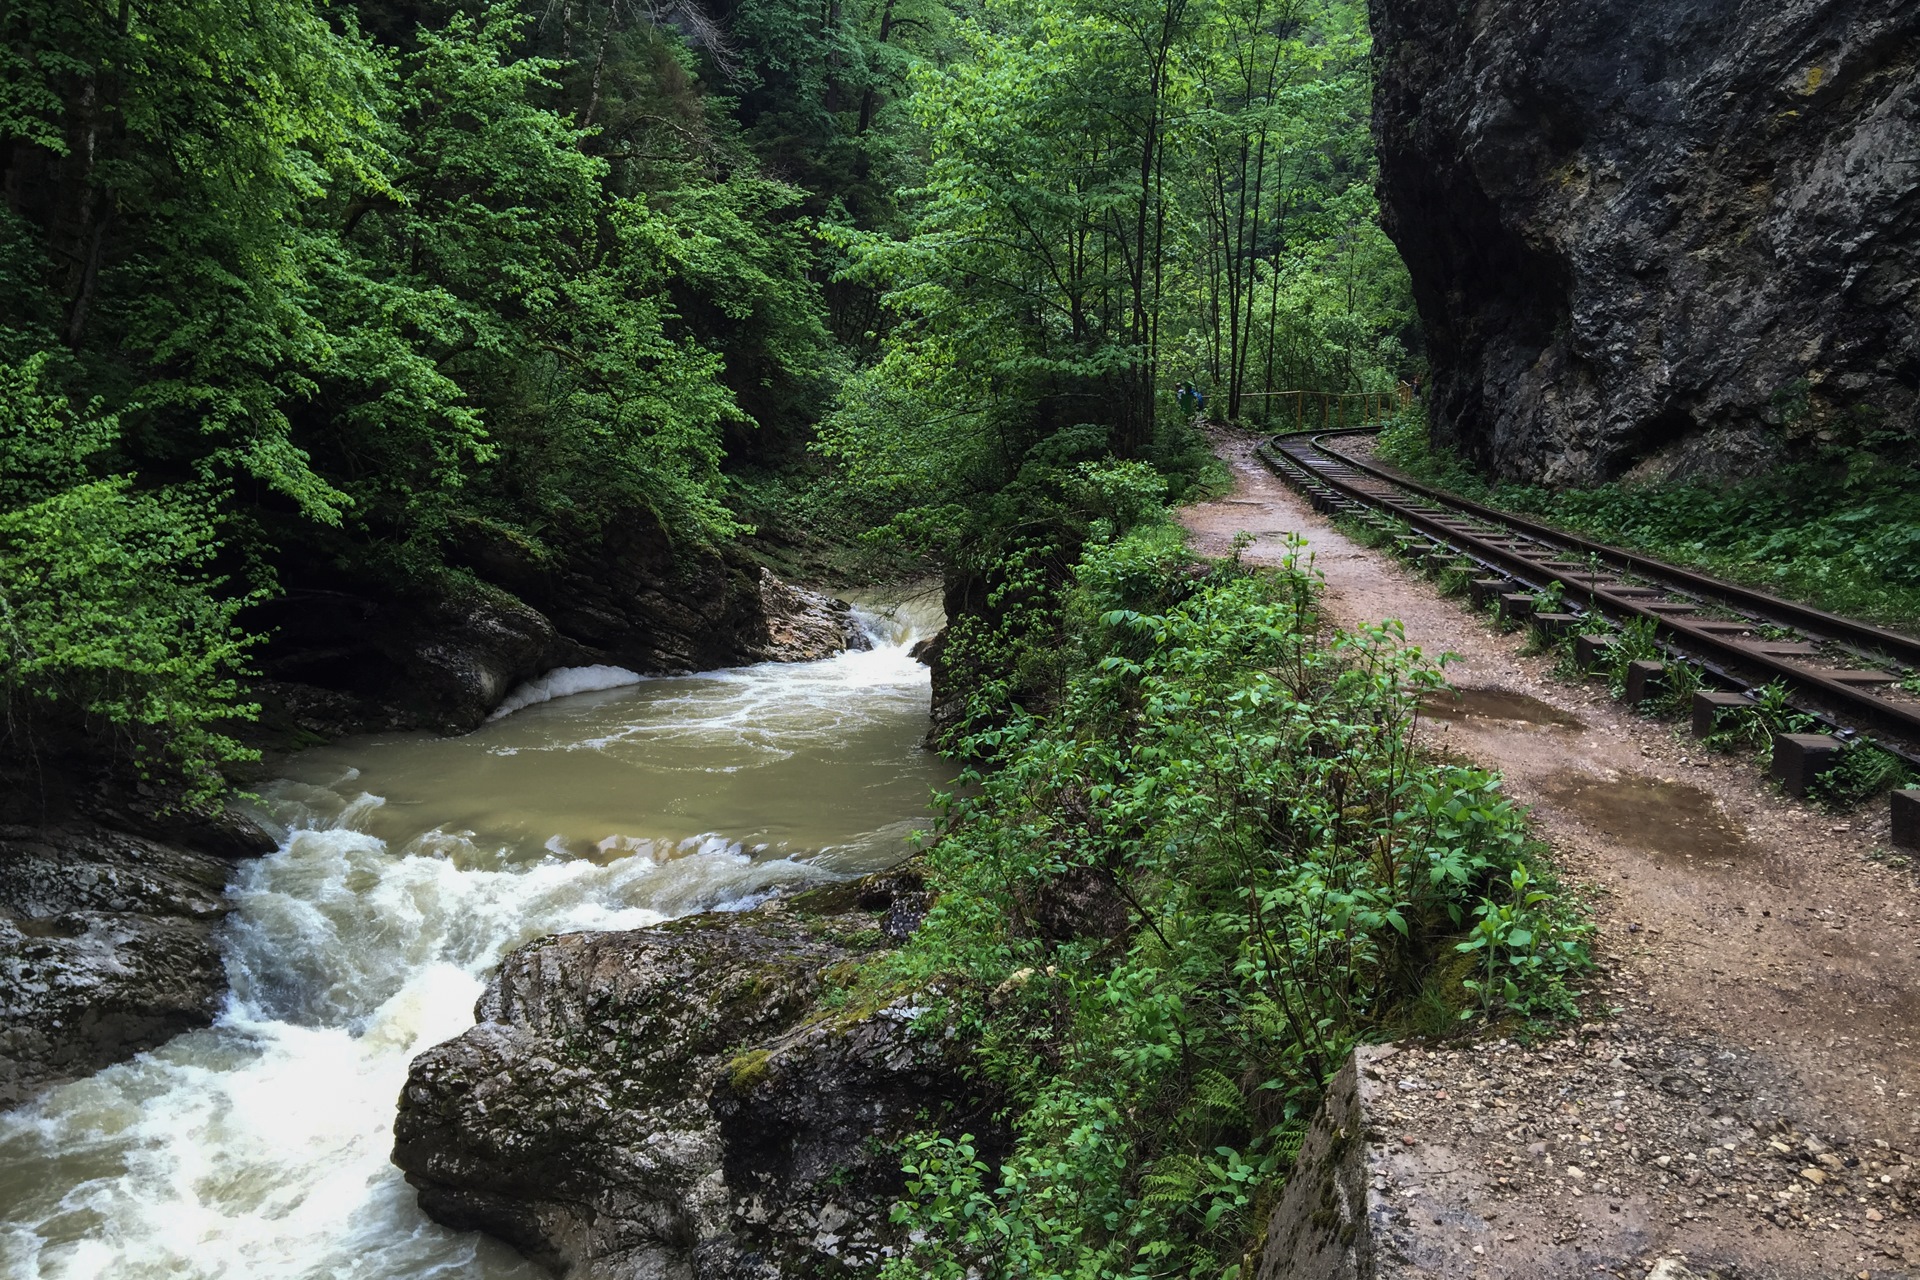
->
1182, 428, 1920, 1279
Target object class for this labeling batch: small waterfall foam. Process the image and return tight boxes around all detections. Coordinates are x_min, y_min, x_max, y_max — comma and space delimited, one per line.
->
486, 664, 646, 722
0, 597, 947, 1279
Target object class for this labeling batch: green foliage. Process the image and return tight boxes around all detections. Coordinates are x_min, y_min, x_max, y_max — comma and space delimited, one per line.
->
2, 0, 394, 518
1808, 742, 1914, 810
1696, 682, 1912, 810
1457, 863, 1582, 1019
1372, 400, 1429, 463
1694, 681, 1808, 758
0, 0, 850, 781
720, 0, 956, 219
869, 530, 1586, 1278
0, 358, 257, 799
3, 0, 841, 543
1573, 617, 1696, 713
818, 0, 1413, 564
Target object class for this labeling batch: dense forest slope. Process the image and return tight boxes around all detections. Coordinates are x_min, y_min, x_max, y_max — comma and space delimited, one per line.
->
1373, 0, 1920, 485
0, 0, 894, 1096
0, 0, 887, 799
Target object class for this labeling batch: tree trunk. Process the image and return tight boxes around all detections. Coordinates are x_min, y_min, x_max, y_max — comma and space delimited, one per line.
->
583, 9, 616, 129
855, 0, 897, 134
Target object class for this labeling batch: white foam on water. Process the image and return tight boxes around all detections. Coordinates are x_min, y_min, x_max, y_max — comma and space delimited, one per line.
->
0, 808, 831, 1280
564, 607, 940, 765
0, 603, 942, 1279
486, 664, 647, 722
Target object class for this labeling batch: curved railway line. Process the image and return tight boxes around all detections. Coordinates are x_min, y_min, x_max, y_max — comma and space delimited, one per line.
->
1257, 429, 1920, 818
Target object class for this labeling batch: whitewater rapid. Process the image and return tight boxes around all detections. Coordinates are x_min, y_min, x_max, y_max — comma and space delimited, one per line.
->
0, 598, 945, 1279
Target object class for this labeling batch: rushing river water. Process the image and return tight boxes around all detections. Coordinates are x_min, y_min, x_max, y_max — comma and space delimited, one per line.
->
0, 596, 949, 1279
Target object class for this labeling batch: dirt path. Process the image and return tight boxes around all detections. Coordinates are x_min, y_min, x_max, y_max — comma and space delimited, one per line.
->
1184, 429, 1920, 1279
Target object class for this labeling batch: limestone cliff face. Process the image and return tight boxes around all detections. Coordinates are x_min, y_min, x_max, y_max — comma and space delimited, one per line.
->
1373, 0, 1920, 484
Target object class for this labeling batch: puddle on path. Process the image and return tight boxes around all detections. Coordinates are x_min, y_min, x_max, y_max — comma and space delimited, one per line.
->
1539, 770, 1751, 865
1421, 687, 1586, 730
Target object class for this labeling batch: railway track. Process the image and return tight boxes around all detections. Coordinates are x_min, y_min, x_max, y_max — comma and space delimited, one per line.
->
1257, 429, 1920, 788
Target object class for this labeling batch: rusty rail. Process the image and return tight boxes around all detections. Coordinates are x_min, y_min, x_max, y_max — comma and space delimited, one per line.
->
1258, 428, 1920, 760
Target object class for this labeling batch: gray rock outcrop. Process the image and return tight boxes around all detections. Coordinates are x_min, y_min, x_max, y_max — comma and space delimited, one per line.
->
1373, 0, 1919, 484
392, 868, 999, 1279
0, 823, 239, 1105
755, 567, 870, 664
255, 508, 867, 734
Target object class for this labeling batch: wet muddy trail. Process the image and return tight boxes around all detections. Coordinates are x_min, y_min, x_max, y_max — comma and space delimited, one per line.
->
1184, 429, 1920, 1275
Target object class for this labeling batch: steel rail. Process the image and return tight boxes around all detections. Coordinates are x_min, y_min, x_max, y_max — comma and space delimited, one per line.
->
1260, 430, 1920, 752
1308, 428, 1920, 667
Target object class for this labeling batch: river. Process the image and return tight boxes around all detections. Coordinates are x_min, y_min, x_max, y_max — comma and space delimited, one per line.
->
0, 596, 949, 1278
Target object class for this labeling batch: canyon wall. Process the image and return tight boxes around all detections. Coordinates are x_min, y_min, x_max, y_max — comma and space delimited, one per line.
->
255, 516, 867, 737
1372, 0, 1920, 484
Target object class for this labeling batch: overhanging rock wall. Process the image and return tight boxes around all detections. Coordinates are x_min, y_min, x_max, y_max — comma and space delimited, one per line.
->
1372, 0, 1920, 485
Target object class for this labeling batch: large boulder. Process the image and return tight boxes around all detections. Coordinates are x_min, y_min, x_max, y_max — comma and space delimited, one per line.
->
754, 567, 870, 664
1373, 0, 1920, 484
392, 868, 1000, 1279
0, 823, 238, 1105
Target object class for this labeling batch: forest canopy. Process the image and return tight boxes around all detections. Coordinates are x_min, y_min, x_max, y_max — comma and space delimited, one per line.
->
0, 0, 1415, 792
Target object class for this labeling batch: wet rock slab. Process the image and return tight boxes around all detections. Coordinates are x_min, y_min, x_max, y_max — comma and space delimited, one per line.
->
754, 567, 871, 664
392, 866, 999, 1280
0, 823, 237, 1106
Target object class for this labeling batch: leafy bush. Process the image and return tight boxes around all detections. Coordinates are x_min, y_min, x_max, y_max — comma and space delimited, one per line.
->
866, 523, 1586, 1279
0, 358, 257, 800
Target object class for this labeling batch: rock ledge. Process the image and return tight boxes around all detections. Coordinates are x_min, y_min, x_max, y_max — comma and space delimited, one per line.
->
393, 867, 999, 1279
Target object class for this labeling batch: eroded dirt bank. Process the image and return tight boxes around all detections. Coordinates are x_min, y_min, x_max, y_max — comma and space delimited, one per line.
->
1185, 429, 1920, 1278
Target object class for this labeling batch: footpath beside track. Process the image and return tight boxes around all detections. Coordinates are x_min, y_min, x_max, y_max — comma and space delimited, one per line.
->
1260, 430, 1920, 820
1182, 431, 1920, 1278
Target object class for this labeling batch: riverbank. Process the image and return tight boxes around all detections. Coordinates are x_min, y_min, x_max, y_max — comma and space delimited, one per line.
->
0, 565, 871, 1109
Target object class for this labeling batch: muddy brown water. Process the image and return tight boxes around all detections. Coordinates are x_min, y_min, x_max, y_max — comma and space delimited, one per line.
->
1420, 687, 1587, 730
1538, 770, 1752, 865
